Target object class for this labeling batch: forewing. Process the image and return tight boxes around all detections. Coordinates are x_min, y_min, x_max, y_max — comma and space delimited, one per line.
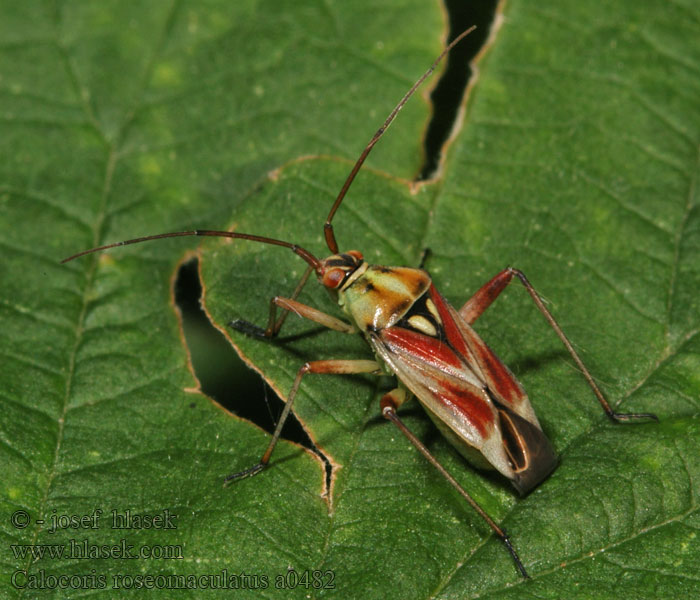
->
371, 326, 515, 479
372, 284, 555, 492
427, 285, 540, 427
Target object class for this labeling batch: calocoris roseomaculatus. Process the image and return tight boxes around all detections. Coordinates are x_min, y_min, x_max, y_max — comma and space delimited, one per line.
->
63, 28, 658, 578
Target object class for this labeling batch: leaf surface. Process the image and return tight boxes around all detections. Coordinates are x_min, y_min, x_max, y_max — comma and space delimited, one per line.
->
1, 1, 698, 598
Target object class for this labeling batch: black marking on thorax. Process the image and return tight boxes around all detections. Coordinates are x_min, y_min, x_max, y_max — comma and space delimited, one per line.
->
394, 291, 447, 342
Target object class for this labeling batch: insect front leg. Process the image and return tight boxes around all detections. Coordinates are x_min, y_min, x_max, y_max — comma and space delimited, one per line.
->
230, 265, 319, 338
225, 359, 381, 483
380, 390, 529, 579
460, 267, 658, 423
231, 295, 356, 338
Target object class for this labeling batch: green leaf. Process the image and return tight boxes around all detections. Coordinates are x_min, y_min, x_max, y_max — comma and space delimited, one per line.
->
2, 1, 698, 599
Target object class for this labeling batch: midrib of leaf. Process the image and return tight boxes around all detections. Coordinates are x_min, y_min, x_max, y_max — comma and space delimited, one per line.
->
21, 142, 117, 594
410, 13, 517, 598
19, 8, 112, 585
288, 16, 513, 591
20, 0, 183, 590
666, 142, 700, 343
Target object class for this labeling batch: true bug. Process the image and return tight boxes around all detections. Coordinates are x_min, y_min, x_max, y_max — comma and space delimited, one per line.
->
63, 28, 658, 578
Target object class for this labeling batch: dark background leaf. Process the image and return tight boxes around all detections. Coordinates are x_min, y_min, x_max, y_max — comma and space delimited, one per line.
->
1, 1, 698, 599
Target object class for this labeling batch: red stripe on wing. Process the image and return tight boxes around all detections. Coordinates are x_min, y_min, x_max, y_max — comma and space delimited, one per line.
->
429, 285, 526, 408
435, 380, 493, 437
427, 285, 471, 357
380, 326, 495, 438
469, 336, 525, 407
382, 326, 462, 370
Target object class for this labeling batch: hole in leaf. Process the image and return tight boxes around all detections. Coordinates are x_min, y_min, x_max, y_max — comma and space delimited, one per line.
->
418, 0, 500, 180
173, 7, 500, 495
174, 258, 332, 490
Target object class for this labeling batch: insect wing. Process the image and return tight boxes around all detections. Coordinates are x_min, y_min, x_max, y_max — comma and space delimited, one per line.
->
431, 285, 558, 492
430, 285, 538, 424
371, 285, 557, 493
370, 319, 515, 481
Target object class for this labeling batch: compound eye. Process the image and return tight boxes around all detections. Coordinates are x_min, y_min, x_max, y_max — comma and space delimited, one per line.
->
322, 268, 346, 289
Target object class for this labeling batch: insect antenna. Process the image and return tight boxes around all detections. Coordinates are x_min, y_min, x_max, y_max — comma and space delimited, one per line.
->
323, 25, 476, 253
61, 230, 321, 272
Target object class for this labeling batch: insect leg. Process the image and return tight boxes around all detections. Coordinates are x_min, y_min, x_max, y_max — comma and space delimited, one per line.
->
231, 293, 356, 339
417, 248, 431, 270
230, 265, 316, 338
459, 268, 657, 423
225, 359, 381, 483
380, 392, 529, 579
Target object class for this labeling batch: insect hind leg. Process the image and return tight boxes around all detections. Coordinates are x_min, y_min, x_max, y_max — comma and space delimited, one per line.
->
460, 267, 658, 424
380, 391, 529, 579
